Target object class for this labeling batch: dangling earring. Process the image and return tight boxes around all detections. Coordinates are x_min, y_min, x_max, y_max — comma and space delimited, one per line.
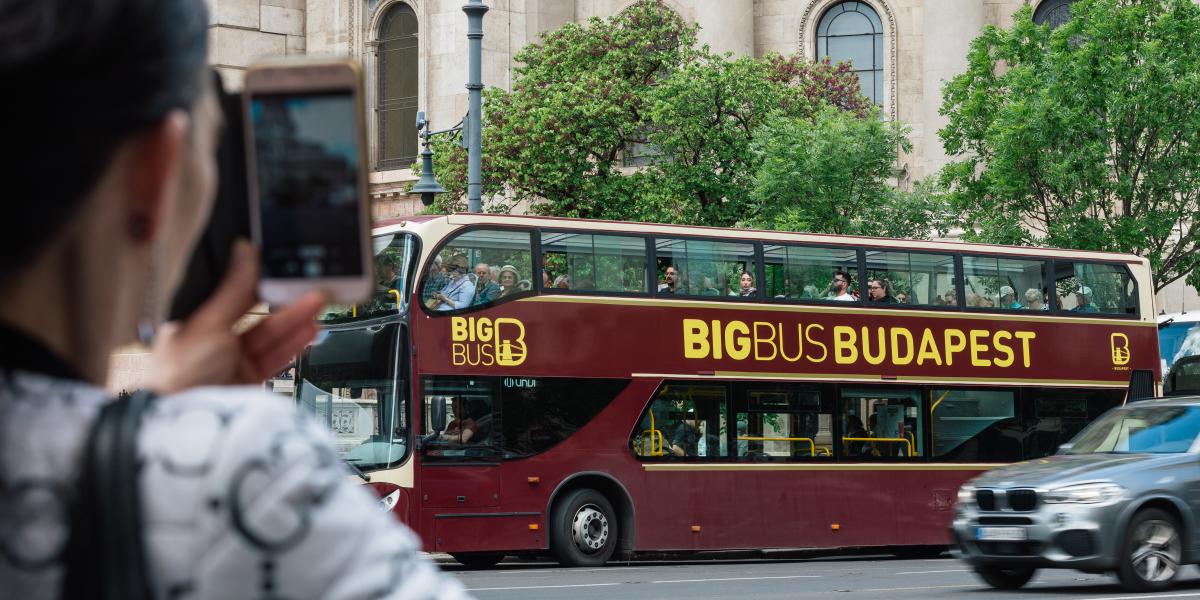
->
137, 244, 163, 347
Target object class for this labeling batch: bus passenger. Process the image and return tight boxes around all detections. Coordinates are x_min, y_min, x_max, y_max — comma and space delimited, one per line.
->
829, 270, 855, 301
1025, 288, 1046, 310
866, 279, 896, 303
700, 276, 721, 296
497, 264, 520, 296
894, 290, 908, 304
658, 265, 681, 294
1072, 286, 1099, 312
473, 262, 501, 305
542, 268, 553, 288
731, 272, 756, 297
1000, 286, 1022, 309
429, 255, 475, 310
668, 409, 701, 457
422, 255, 447, 304
553, 273, 571, 289
844, 415, 870, 457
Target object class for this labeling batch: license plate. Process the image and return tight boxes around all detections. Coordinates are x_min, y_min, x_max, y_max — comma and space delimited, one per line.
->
976, 526, 1027, 541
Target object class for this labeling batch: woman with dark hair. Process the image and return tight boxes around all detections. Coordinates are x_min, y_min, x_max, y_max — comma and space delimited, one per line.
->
0, 1, 469, 598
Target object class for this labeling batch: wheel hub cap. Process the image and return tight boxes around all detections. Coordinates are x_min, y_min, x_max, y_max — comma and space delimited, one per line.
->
1131, 519, 1181, 582
571, 504, 609, 553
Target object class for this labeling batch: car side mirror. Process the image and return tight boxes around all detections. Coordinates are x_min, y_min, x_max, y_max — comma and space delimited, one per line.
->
430, 399, 447, 433
1057, 443, 1073, 454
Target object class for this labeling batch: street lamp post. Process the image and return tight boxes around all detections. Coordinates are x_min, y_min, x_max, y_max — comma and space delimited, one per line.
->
411, 111, 459, 206
463, 0, 488, 213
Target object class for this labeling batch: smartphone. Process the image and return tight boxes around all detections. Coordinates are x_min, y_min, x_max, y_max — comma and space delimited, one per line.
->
242, 58, 373, 305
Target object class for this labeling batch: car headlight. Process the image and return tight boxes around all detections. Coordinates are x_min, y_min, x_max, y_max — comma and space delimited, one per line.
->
1043, 482, 1125, 504
957, 485, 975, 506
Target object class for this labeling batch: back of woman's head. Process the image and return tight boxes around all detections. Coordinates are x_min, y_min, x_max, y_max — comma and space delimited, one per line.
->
0, 0, 209, 283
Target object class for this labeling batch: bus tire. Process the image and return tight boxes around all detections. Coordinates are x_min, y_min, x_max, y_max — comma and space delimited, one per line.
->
550, 488, 617, 567
450, 552, 504, 569
1116, 508, 1183, 592
973, 565, 1035, 589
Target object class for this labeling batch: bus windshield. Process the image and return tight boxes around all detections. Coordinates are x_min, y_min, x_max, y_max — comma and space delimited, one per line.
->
297, 323, 407, 470
319, 232, 417, 324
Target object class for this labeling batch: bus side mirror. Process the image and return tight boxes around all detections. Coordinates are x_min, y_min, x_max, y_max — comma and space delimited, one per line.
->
430, 399, 447, 433
1057, 443, 1073, 454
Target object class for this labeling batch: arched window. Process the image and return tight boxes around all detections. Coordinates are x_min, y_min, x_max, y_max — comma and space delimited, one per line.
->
1033, 0, 1073, 29
816, 1, 884, 106
377, 3, 418, 171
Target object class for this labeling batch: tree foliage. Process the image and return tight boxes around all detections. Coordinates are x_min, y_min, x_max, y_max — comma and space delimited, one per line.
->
751, 107, 951, 238
940, 0, 1200, 291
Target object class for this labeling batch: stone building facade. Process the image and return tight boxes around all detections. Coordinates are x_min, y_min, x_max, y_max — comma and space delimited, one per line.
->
204, 0, 1196, 311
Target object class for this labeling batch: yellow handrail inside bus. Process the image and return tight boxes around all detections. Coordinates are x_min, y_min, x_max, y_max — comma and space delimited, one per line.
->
637, 408, 665, 457
389, 289, 401, 311
931, 390, 950, 413
842, 437, 914, 457
737, 436, 824, 456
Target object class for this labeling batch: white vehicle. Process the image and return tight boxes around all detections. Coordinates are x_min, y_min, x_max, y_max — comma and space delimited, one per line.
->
1158, 312, 1200, 373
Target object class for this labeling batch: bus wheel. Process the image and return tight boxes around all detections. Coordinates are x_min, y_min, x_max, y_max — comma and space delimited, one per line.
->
450, 552, 504, 569
550, 488, 617, 567
973, 565, 1035, 589
1117, 508, 1182, 592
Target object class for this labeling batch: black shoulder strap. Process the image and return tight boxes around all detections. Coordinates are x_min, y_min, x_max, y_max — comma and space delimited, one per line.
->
62, 389, 158, 600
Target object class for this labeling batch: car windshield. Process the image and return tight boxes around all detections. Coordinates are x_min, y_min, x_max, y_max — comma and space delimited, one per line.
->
1066, 405, 1200, 454
1160, 321, 1200, 371
319, 232, 417, 324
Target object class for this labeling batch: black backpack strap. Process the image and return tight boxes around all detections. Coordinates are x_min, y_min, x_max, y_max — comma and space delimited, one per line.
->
62, 389, 158, 600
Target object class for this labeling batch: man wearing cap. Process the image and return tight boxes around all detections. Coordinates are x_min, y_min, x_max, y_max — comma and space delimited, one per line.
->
430, 254, 476, 311
1000, 286, 1022, 309
668, 408, 702, 457
1072, 286, 1099, 313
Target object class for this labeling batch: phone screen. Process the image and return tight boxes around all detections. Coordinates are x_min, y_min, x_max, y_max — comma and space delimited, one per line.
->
249, 91, 364, 279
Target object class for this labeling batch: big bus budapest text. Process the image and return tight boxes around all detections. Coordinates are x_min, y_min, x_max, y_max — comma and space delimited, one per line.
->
295, 214, 1157, 568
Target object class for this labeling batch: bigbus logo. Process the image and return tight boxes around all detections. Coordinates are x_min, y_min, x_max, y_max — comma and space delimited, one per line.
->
451, 317, 527, 366
1110, 333, 1131, 366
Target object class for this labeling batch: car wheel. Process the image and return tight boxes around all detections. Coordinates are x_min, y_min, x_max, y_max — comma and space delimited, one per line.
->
450, 552, 504, 569
1117, 508, 1183, 592
974, 565, 1036, 589
550, 488, 617, 567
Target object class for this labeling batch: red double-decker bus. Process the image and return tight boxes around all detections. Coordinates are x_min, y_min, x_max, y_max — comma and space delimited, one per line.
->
296, 214, 1158, 568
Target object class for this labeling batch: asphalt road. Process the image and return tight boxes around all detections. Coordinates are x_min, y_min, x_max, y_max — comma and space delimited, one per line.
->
438, 554, 1200, 600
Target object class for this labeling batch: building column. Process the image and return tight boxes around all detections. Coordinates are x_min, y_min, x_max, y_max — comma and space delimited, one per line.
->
921, 0, 984, 175
693, 0, 754, 58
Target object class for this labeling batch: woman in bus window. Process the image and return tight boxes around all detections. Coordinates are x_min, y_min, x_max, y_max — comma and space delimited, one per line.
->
497, 264, 520, 297
731, 272, 756, 297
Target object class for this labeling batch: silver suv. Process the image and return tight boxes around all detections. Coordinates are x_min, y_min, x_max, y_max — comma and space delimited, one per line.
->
952, 397, 1200, 592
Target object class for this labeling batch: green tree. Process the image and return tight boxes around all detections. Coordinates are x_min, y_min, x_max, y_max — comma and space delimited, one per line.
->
940, 0, 1200, 292
640, 54, 871, 226
750, 106, 951, 238
427, 0, 888, 228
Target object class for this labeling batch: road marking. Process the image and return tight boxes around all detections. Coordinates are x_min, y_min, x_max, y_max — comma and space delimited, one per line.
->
894, 569, 970, 574
849, 584, 976, 592
480, 567, 646, 574
1076, 594, 1200, 600
466, 583, 622, 592
652, 575, 821, 584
